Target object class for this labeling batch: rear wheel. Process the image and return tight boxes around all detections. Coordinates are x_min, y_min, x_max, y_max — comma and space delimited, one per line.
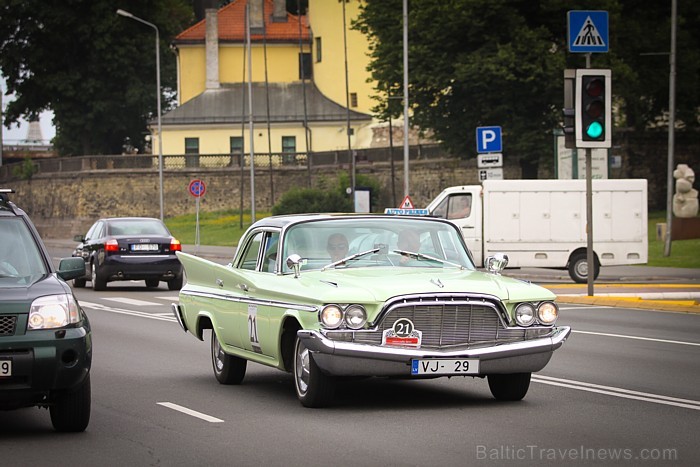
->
211, 331, 246, 384
50, 373, 91, 432
145, 278, 159, 288
91, 262, 107, 291
73, 277, 87, 288
568, 253, 600, 283
487, 373, 531, 401
294, 337, 335, 408
167, 275, 183, 290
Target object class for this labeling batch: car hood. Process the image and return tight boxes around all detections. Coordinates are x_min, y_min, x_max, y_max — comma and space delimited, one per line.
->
0, 274, 71, 314
296, 267, 555, 303
178, 252, 554, 307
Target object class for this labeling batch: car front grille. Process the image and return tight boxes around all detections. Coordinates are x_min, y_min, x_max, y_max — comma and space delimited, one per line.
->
327, 296, 550, 349
0, 315, 17, 336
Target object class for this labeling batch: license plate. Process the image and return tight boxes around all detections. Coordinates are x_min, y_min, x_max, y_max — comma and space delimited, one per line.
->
131, 244, 159, 251
411, 358, 479, 376
0, 359, 11, 377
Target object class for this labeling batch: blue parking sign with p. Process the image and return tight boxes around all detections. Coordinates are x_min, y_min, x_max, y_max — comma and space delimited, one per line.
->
476, 126, 502, 153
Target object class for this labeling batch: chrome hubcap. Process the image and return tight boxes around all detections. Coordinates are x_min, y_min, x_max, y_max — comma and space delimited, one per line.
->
213, 335, 224, 372
295, 342, 310, 395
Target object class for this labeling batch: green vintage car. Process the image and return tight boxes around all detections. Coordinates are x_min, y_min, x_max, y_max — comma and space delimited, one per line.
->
172, 214, 570, 407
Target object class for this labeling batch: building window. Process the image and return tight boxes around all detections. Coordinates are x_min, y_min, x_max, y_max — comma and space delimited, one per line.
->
185, 137, 199, 167
230, 136, 243, 167
315, 37, 322, 62
282, 136, 296, 164
350, 92, 358, 108
299, 53, 312, 79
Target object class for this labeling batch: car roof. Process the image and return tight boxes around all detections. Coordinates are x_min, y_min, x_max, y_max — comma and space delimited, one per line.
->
100, 217, 164, 223
251, 213, 448, 230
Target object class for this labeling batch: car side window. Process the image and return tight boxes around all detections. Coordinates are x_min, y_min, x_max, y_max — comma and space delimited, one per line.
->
447, 194, 472, 219
261, 232, 280, 273
238, 232, 263, 271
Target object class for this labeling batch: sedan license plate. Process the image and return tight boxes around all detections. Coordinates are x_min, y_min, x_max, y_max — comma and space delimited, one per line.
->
131, 244, 159, 252
411, 358, 479, 376
0, 359, 11, 377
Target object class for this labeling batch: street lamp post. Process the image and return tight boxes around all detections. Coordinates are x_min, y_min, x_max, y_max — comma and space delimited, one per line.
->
116, 9, 164, 220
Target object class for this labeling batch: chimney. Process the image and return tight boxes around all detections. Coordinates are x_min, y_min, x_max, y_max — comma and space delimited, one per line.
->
249, 0, 264, 33
272, 0, 287, 22
205, 8, 220, 89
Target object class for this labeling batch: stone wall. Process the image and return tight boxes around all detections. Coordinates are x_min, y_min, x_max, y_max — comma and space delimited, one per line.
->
11, 157, 506, 238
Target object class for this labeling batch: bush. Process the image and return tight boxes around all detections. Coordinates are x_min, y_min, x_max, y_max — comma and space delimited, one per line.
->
272, 187, 352, 215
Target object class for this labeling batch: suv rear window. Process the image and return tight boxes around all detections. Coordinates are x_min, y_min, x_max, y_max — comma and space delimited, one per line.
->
0, 217, 48, 281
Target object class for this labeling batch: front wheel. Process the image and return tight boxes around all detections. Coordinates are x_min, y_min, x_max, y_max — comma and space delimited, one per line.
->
568, 253, 600, 283
50, 373, 91, 432
294, 337, 335, 408
211, 331, 246, 384
487, 372, 531, 401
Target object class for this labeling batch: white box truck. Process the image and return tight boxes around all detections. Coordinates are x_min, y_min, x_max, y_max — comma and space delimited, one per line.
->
426, 179, 648, 282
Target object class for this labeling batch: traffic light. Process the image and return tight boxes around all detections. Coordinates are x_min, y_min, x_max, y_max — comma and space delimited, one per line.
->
575, 69, 612, 148
562, 69, 576, 149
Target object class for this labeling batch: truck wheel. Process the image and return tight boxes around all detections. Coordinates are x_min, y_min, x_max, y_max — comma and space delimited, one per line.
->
568, 253, 600, 283
294, 337, 335, 408
487, 372, 531, 401
50, 373, 91, 432
73, 277, 86, 288
211, 331, 246, 384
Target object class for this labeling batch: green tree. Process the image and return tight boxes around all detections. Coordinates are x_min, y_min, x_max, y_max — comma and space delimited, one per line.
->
0, 0, 193, 155
355, 0, 699, 174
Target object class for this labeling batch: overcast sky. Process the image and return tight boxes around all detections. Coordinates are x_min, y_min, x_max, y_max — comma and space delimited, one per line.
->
1, 76, 56, 144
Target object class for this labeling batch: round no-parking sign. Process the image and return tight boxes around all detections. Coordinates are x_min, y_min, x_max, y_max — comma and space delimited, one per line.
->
188, 179, 206, 198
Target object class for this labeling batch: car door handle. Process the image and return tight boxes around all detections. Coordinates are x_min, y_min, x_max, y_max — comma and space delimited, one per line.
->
216, 279, 224, 288
238, 283, 248, 292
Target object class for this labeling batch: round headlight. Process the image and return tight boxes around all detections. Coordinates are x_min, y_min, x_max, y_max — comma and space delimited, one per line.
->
515, 303, 536, 327
537, 301, 559, 325
320, 305, 343, 329
344, 305, 367, 330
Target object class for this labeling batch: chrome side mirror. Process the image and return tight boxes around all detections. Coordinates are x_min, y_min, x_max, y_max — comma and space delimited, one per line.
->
286, 254, 303, 278
485, 253, 509, 275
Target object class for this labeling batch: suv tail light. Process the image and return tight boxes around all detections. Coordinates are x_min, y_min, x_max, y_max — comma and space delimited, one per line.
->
105, 239, 119, 252
170, 239, 182, 252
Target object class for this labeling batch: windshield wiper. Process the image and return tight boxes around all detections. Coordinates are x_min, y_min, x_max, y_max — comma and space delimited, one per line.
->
393, 250, 464, 269
321, 247, 381, 271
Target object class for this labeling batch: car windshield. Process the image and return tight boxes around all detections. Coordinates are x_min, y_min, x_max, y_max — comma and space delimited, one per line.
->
281, 217, 475, 273
0, 217, 48, 284
107, 219, 170, 236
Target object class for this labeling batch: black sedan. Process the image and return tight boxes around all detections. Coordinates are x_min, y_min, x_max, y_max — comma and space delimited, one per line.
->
72, 217, 183, 291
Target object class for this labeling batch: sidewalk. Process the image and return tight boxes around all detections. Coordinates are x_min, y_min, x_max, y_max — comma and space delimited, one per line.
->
46, 239, 700, 313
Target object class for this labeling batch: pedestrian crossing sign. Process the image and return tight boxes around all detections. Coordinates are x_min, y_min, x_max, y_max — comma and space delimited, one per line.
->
568, 11, 609, 53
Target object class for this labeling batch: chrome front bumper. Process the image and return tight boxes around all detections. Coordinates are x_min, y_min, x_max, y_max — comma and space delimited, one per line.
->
297, 326, 571, 377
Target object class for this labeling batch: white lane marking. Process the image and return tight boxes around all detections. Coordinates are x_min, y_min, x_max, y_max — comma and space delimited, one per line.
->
157, 402, 224, 423
102, 297, 161, 307
572, 329, 700, 347
155, 295, 180, 301
80, 301, 176, 322
533, 375, 700, 411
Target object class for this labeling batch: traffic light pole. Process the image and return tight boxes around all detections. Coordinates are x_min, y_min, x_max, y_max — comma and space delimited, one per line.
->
585, 54, 594, 297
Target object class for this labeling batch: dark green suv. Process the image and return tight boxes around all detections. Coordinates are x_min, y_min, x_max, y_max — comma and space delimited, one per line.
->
0, 189, 92, 432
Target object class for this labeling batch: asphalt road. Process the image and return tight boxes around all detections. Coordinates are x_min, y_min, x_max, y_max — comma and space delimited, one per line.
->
0, 245, 698, 465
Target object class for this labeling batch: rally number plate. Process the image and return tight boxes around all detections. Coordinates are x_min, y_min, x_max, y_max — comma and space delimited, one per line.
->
411, 358, 479, 376
0, 359, 11, 377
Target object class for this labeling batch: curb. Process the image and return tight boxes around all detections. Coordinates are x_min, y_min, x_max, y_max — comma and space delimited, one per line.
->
554, 295, 700, 313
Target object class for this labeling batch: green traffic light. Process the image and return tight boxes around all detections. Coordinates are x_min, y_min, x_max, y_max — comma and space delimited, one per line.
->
586, 121, 603, 139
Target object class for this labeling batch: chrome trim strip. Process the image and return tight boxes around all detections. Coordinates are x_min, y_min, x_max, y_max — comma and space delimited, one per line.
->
170, 303, 188, 332
299, 326, 571, 363
179, 289, 318, 312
